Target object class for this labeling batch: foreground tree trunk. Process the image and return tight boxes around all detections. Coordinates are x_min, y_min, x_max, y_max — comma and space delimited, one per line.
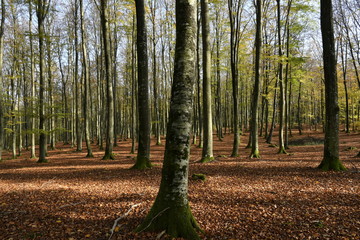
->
100, 0, 115, 160
318, 0, 345, 171
200, 0, 213, 163
132, 0, 151, 169
250, 0, 261, 158
135, 0, 201, 238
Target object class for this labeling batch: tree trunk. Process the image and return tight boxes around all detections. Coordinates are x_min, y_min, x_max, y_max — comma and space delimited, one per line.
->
276, 0, 287, 154
135, 1, 201, 238
318, 0, 346, 171
132, 0, 151, 168
36, 0, 51, 163
80, 0, 93, 157
200, 0, 214, 163
250, 0, 262, 158
0, 0, 5, 161
100, 0, 115, 160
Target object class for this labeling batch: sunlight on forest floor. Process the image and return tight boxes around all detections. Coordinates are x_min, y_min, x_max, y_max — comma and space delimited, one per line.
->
0, 130, 359, 239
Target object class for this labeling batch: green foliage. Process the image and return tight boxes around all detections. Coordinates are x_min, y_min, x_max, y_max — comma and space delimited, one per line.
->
191, 173, 206, 181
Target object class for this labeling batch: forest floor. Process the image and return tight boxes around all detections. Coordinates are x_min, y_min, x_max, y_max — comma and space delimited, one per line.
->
0, 130, 359, 240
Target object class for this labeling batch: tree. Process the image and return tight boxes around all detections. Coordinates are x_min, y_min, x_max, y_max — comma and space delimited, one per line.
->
36, 0, 52, 163
0, 0, 4, 162
249, 0, 261, 158
318, 0, 346, 171
132, 0, 151, 169
200, 0, 214, 163
276, 0, 287, 154
100, 0, 115, 160
228, 0, 243, 157
135, 0, 201, 238
80, 0, 93, 157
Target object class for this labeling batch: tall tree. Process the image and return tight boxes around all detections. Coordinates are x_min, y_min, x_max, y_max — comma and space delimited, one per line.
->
36, 0, 52, 163
276, 0, 287, 154
80, 0, 93, 157
0, 0, 4, 162
28, 1, 36, 159
200, 0, 214, 163
228, 0, 242, 157
318, 0, 346, 171
100, 0, 115, 159
135, 0, 201, 238
132, 0, 151, 169
249, 0, 262, 158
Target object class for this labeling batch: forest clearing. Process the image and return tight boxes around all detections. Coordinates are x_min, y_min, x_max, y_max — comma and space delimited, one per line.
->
1, 130, 359, 240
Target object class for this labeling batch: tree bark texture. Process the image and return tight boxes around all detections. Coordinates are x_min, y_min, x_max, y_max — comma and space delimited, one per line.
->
132, 0, 151, 169
136, 0, 201, 238
318, 0, 346, 171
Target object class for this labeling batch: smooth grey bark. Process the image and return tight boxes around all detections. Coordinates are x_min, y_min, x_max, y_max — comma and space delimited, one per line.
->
100, 0, 114, 160
135, 0, 201, 238
28, 2, 36, 158
150, 0, 161, 146
131, 14, 136, 154
132, 0, 151, 169
250, 0, 262, 158
80, 0, 93, 157
36, 0, 51, 163
318, 0, 346, 171
228, 0, 241, 157
200, 0, 214, 163
0, 0, 4, 161
276, 0, 287, 154
74, 0, 82, 152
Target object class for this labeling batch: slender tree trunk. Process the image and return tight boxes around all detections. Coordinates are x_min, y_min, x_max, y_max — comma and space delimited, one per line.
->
28, 3, 36, 158
135, 1, 201, 238
80, 0, 93, 157
131, 14, 136, 154
0, 0, 5, 161
250, 0, 262, 158
297, 81, 302, 135
276, 0, 287, 154
200, 0, 214, 163
132, 0, 151, 168
100, 0, 115, 160
196, 5, 203, 148
36, 0, 51, 163
318, 0, 346, 171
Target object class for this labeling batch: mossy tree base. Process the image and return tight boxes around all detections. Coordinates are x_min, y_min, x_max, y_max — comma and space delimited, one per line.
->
135, 203, 202, 240
86, 153, 94, 158
318, 158, 346, 171
102, 153, 115, 160
278, 146, 288, 154
37, 159, 48, 163
131, 156, 152, 169
199, 156, 214, 163
250, 150, 261, 159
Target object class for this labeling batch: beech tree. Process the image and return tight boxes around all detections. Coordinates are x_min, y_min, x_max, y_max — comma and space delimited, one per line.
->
132, 0, 151, 169
135, 0, 201, 238
200, 0, 214, 163
249, 0, 261, 158
100, 0, 115, 160
318, 0, 346, 171
0, 0, 4, 162
36, 0, 52, 163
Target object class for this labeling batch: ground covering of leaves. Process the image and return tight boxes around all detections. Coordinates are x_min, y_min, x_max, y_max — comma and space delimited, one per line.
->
0, 130, 359, 240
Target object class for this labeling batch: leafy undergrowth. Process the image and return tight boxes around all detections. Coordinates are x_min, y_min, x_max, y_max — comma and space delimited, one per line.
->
0, 131, 359, 240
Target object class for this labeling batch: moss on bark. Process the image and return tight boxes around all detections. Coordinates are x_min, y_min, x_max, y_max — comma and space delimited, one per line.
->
318, 158, 346, 171
102, 153, 115, 160
278, 146, 287, 154
136, 203, 202, 240
200, 156, 214, 163
131, 156, 152, 169
250, 149, 261, 158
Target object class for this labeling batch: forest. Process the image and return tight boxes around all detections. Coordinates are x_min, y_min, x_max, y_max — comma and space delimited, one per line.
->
0, 0, 359, 239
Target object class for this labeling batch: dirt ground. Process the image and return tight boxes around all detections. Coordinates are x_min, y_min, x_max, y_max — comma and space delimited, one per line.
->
0, 130, 359, 240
